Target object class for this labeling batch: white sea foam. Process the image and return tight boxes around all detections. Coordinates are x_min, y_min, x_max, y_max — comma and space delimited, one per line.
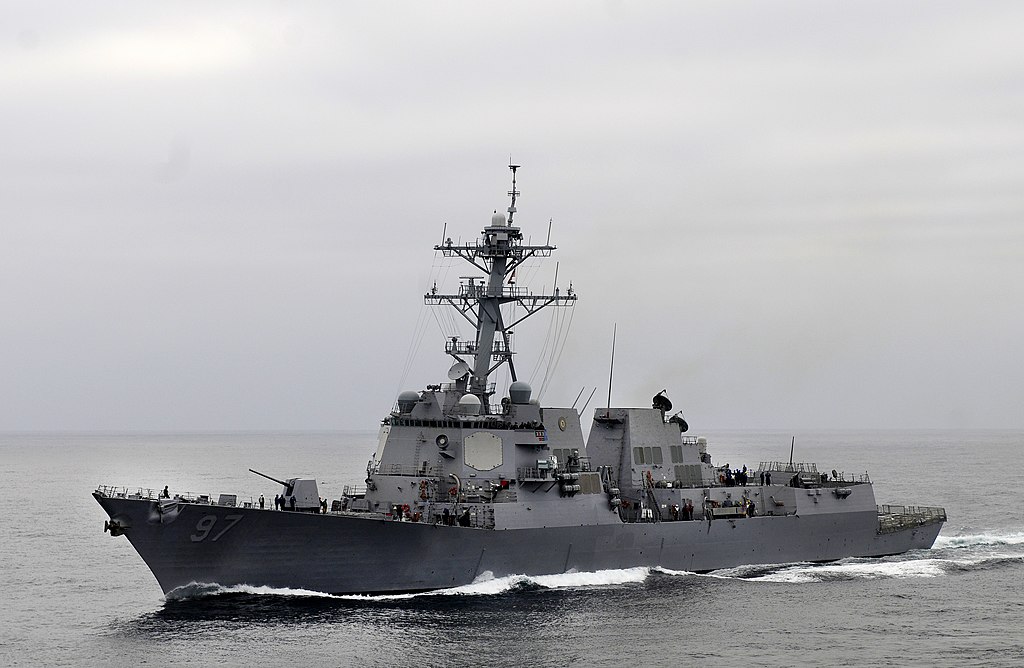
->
168, 541, 1024, 600
749, 558, 948, 583
651, 566, 698, 577
531, 566, 650, 588
342, 567, 653, 600
166, 567, 652, 602
691, 532, 1024, 585
166, 582, 339, 601
703, 563, 801, 580
933, 531, 1024, 549
417, 566, 650, 597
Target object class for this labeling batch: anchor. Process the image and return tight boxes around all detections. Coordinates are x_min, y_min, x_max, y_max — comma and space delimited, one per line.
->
104, 519, 126, 536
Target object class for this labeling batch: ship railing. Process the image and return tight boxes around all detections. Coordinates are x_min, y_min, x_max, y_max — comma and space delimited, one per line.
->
517, 466, 552, 481
756, 462, 871, 484
810, 473, 871, 485
96, 484, 161, 500
95, 484, 259, 508
445, 339, 478, 355
372, 464, 441, 477
575, 458, 593, 472
456, 283, 528, 300
618, 506, 660, 523
817, 474, 871, 486
758, 461, 819, 473
444, 340, 512, 357
425, 505, 496, 529
387, 405, 501, 427
655, 475, 871, 490
343, 485, 367, 497
517, 462, 593, 482
439, 381, 497, 394
437, 239, 552, 259
876, 505, 947, 534
440, 415, 511, 428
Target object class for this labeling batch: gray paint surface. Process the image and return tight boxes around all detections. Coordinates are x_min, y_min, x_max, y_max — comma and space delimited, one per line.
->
93, 180, 944, 594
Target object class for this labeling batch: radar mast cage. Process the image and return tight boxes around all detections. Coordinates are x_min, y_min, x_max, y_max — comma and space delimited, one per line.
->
425, 164, 577, 409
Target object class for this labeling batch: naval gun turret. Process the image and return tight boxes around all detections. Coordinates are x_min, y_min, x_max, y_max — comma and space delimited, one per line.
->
249, 468, 320, 512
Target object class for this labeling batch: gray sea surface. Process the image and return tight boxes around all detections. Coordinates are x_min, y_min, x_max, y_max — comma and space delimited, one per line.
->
1, 429, 1022, 667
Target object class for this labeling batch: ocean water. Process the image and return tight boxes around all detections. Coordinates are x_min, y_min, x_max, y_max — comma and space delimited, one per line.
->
2, 429, 1022, 667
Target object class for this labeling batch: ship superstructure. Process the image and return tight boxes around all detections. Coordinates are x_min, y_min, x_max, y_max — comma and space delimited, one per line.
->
94, 165, 946, 595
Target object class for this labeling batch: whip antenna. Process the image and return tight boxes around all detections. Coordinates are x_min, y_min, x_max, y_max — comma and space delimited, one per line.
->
606, 323, 617, 416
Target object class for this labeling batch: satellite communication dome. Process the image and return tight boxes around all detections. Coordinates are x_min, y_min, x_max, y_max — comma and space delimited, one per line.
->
491, 210, 507, 227
457, 393, 482, 415
397, 391, 420, 414
509, 381, 532, 404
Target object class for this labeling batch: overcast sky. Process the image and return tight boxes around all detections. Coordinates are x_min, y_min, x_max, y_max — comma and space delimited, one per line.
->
2, 1, 1022, 431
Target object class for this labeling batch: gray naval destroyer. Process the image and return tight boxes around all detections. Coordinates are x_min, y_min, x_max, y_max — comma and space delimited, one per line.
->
94, 165, 946, 596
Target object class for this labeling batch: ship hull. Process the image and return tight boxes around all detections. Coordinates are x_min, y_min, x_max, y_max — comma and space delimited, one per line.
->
95, 494, 941, 595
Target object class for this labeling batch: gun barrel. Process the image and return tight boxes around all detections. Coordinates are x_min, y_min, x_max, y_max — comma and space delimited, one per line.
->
248, 468, 289, 487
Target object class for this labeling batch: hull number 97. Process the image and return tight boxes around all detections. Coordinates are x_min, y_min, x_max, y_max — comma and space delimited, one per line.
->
191, 514, 244, 543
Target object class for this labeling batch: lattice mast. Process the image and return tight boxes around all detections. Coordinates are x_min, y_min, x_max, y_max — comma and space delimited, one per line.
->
424, 164, 576, 411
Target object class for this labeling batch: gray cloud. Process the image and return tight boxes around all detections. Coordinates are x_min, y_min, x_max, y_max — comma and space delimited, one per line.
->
2, 2, 1022, 430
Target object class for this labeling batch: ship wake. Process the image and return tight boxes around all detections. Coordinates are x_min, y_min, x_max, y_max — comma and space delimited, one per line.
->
164, 567, 653, 602
166, 582, 342, 601
164, 531, 1024, 601
689, 529, 1024, 584
419, 567, 651, 598
933, 530, 1024, 549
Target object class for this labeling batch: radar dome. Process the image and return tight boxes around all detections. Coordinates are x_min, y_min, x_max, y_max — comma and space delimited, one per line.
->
397, 391, 420, 413
457, 393, 482, 415
509, 381, 532, 404
490, 210, 507, 227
